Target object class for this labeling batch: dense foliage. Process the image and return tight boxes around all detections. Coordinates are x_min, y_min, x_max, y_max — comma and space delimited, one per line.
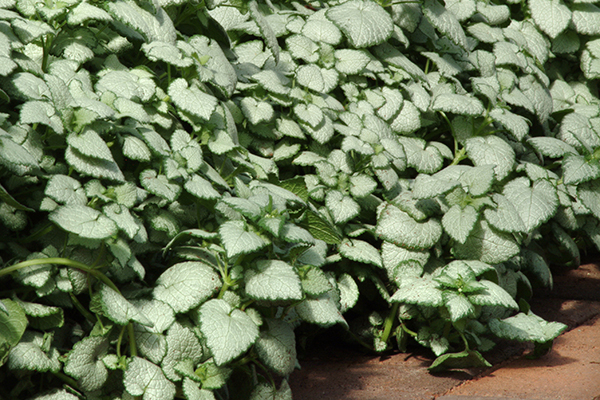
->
1, 0, 599, 398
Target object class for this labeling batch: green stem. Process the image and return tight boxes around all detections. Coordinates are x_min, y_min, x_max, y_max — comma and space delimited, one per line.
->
116, 324, 127, 358
401, 323, 418, 338
380, 303, 400, 344
128, 323, 138, 357
2, 258, 121, 294
52, 371, 79, 389
70, 293, 95, 324
450, 147, 467, 166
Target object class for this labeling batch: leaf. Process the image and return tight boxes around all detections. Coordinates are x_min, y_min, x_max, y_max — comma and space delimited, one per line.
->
97, 285, 152, 326
19, 101, 63, 134
161, 321, 204, 381
529, 0, 571, 39
154, 262, 221, 314
296, 64, 338, 93
49, 204, 117, 239
65, 146, 125, 182
302, 210, 341, 244
240, 97, 274, 125
249, 0, 279, 63
484, 193, 527, 233
250, 381, 293, 400
503, 177, 558, 232
294, 103, 323, 128
429, 349, 491, 372
169, 78, 217, 121
489, 312, 567, 343
390, 277, 444, 307
0, 299, 27, 366
45, 174, 87, 205
423, 0, 468, 49
376, 203, 442, 251
123, 135, 152, 162
443, 292, 476, 322
465, 136, 515, 181
8, 331, 60, 373
326, 0, 393, 48
198, 299, 259, 365
339, 238, 383, 268
527, 137, 577, 158
442, 204, 478, 244
124, 357, 176, 400
452, 220, 520, 264
245, 260, 303, 301
577, 179, 600, 219
64, 336, 109, 392
572, 3, 600, 35
432, 93, 484, 116
29, 390, 79, 400
255, 319, 297, 376
140, 169, 181, 202
412, 174, 461, 199
398, 137, 443, 174
219, 220, 269, 259
468, 280, 518, 309
295, 292, 347, 328
220, 197, 262, 220
182, 378, 215, 400
489, 108, 530, 141
302, 18, 342, 45
325, 190, 360, 225
107, 0, 176, 44
562, 154, 600, 185
334, 49, 371, 74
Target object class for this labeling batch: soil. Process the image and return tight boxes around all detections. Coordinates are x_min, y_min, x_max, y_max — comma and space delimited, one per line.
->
288, 261, 600, 400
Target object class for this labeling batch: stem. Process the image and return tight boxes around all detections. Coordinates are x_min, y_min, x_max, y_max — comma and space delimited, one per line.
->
450, 147, 467, 166
128, 323, 138, 357
380, 302, 400, 344
116, 324, 127, 358
51, 371, 79, 389
70, 293, 95, 324
1, 258, 121, 294
401, 323, 418, 338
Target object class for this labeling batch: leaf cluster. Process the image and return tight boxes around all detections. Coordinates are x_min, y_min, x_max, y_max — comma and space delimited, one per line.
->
0, 0, 597, 397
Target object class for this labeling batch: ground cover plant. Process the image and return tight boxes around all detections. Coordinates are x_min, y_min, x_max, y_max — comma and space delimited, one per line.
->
0, 0, 599, 398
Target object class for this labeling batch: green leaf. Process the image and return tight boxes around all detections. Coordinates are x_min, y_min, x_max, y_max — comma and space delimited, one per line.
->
154, 262, 221, 314
465, 136, 515, 181
255, 319, 296, 376
65, 146, 125, 182
107, 0, 176, 44
452, 220, 520, 264
443, 292, 476, 322
578, 179, 600, 219
8, 331, 60, 373
219, 220, 269, 259
19, 101, 63, 134
182, 378, 215, 400
49, 204, 117, 239
161, 321, 204, 381
398, 137, 443, 174
295, 292, 347, 328
240, 97, 274, 125
245, 260, 303, 301
529, 0, 571, 39
45, 174, 87, 205
337, 273, 359, 313
198, 299, 259, 365
185, 174, 221, 200
124, 357, 176, 400
169, 78, 217, 121
503, 177, 558, 232
250, 380, 292, 400
14, 299, 63, 330
64, 336, 109, 392
527, 137, 577, 158
468, 280, 518, 309
220, 197, 262, 220
123, 134, 152, 162
489, 312, 567, 343
339, 238, 382, 268
249, 0, 279, 63
390, 277, 443, 307
376, 203, 442, 251
325, 190, 360, 225
303, 16, 342, 45
429, 349, 491, 372
334, 49, 371, 74
97, 285, 152, 326
302, 210, 341, 244
423, 0, 468, 49
28, 390, 79, 400
326, 0, 393, 48
294, 103, 323, 129
442, 204, 478, 244
140, 169, 181, 202
296, 64, 338, 93
484, 193, 527, 233
0, 299, 27, 366
412, 174, 461, 199
562, 154, 600, 185
572, 3, 600, 35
